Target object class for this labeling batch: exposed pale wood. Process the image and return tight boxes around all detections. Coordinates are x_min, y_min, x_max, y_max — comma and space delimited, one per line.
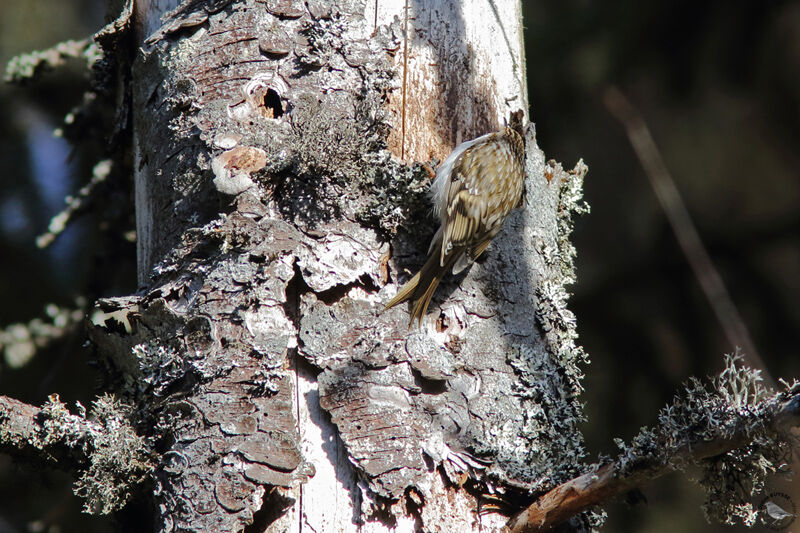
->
368, 0, 527, 164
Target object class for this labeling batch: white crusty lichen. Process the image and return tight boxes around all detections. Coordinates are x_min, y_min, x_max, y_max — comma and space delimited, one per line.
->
554, 159, 591, 283
37, 393, 151, 514
533, 160, 591, 398
132, 341, 186, 396
503, 343, 587, 480
615, 352, 796, 527
492, 157, 597, 525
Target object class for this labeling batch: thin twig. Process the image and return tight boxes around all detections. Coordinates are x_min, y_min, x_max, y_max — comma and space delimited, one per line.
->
0, 299, 87, 369
36, 159, 113, 248
506, 392, 800, 532
603, 86, 771, 386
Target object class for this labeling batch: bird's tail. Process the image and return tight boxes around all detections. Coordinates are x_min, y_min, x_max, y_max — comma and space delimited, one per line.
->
384, 246, 458, 327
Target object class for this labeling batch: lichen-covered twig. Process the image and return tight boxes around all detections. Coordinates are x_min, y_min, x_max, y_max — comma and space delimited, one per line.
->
0, 299, 87, 368
37, 160, 113, 248
507, 356, 800, 532
5, 39, 100, 83
0, 394, 151, 514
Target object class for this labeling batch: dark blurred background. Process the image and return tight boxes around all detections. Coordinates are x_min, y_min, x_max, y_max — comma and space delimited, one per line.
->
523, 1, 800, 531
0, 1, 129, 531
0, 0, 798, 531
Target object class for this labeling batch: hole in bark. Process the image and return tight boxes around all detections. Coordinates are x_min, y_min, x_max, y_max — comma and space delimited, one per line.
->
410, 368, 447, 394
263, 89, 284, 118
315, 274, 380, 305
282, 261, 308, 328
244, 487, 295, 532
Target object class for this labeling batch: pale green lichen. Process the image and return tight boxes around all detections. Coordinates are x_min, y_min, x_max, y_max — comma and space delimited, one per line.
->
37, 394, 151, 514
695, 358, 794, 526
132, 341, 186, 397
358, 160, 433, 235
615, 353, 795, 527
289, 92, 387, 185
503, 342, 588, 484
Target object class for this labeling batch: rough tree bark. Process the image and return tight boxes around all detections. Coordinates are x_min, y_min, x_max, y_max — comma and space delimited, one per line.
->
86, 0, 592, 531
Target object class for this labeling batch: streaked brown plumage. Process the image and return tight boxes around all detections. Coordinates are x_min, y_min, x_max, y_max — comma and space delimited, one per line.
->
385, 127, 525, 327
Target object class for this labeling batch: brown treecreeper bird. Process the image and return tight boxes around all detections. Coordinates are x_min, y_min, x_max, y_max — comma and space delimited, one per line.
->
385, 127, 526, 327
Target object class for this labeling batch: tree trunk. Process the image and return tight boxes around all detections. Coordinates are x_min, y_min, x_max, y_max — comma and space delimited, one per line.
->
90, 0, 591, 531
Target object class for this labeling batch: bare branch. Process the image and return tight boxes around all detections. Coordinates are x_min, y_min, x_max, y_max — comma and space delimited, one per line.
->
603, 86, 769, 384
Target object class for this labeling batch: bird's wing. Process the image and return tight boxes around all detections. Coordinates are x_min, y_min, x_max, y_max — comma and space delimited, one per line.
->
452, 235, 493, 274
439, 139, 494, 267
